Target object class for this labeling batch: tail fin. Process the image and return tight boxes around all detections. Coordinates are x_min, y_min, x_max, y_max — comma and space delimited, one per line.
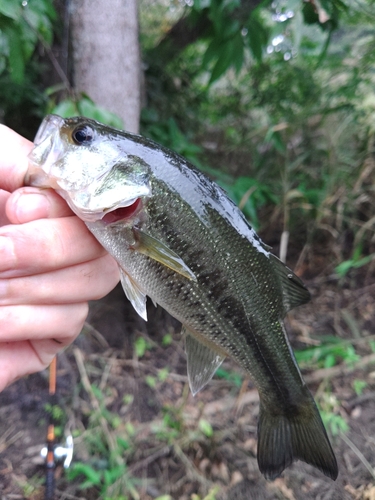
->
257, 390, 338, 480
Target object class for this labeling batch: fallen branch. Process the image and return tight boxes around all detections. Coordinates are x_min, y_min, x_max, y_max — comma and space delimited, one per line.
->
304, 352, 375, 384
340, 432, 375, 479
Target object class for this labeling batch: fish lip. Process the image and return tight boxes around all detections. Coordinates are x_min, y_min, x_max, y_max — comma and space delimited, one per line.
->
101, 198, 143, 225
34, 115, 65, 146
64, 184, 151, 223
102, 197, 139, 213
26, 115, 67, 187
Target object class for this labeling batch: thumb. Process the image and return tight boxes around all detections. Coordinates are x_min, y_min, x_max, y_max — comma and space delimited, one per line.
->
0, 125, 33, 192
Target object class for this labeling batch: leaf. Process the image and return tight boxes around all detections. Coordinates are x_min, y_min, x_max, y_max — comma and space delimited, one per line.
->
209, 36, 242, 84
246, 13, 269, 62
0, 0, 21, 20
77, 96, 123, 128
134, 336, 148, 358
68, 463, 102, 485
51, 98, 79, 117
3, 24, 24, 83
202, 36, 224, 68
199, 418, 214, 437
231, 31, 244, 73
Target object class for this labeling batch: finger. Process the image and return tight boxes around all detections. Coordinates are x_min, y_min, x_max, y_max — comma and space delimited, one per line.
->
6, 187, 74, 224
0, 216, 108, 278
0, 125, 33, 192
0, 254, 119, 305
0, 190, 11, 226
0, 302, 88, 343
0, 341, 51, 391
0, 337, 78, 392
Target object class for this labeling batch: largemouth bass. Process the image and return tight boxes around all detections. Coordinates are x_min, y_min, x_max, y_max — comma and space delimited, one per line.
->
26, 115, 338, 480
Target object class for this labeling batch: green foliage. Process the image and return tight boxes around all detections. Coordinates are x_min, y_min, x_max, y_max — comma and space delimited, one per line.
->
67, 384, 140, 499
0, 0, 56, 136
295, 336, 360, 369
44, 402, 64, 422
145, 374, 157, 388
321, 408, 349, 436
198, 418, 214, 438
191, 486, 220, 500
141, 0, 375, 253
215, 367, 243, 387
0, 0, 55, 83
221, 176, 279, 228
133, 335, 152, 358
141, 110, 203, 167
318, 391, 349, 437
68, 460, 138, 498
352, 379, 367, 396
162, 333, 173, 346
335, 246, 375, 278
50, 95, 123, 128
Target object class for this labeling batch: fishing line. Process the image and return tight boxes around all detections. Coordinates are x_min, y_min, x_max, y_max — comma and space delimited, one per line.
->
44, 356, 57, 500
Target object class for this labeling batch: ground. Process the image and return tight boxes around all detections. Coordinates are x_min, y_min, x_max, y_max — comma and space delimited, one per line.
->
1, 236, 375, 500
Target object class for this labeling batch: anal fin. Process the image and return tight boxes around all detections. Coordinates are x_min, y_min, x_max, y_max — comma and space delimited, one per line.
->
120, 268, 148, 321
183, 327, 225, 396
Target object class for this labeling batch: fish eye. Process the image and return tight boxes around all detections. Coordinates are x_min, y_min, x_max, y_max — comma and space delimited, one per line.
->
72, 125, 95, 145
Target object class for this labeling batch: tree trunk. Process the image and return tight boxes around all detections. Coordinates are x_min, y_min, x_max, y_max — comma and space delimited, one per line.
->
70, 0, 140, 133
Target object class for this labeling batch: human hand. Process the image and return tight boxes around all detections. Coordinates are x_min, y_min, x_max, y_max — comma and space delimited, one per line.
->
0, 125, 120, 391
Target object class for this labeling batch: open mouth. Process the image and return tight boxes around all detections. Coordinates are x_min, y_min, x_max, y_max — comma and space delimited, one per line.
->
102, 198, 142, 224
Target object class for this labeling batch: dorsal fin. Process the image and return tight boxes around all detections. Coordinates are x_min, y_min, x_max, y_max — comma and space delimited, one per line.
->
270, 254, 311, 316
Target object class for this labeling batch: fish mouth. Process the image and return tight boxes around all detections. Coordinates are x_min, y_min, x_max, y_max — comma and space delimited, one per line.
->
102, 198, 142, 224
26, 114, 151, 224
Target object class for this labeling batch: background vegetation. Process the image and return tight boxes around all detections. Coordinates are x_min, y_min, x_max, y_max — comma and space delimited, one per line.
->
1, 0, 375, 499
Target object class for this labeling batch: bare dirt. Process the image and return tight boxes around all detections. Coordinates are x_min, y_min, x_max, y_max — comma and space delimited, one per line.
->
1, 237, 375, 500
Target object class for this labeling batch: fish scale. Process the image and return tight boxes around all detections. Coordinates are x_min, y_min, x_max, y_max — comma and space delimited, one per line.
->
26, 114, 338, 481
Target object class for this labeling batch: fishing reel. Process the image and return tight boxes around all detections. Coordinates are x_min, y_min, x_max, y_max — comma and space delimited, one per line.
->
40, 434, 74, 469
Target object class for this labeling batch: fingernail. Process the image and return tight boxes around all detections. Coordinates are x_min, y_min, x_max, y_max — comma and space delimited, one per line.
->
0, 236, 15, 272
15, 192, 50, 222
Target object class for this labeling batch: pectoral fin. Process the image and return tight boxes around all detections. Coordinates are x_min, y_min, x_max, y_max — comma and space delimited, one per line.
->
120, 268, 148, 321
133, 228, 197, 281
183, 327, 225, 396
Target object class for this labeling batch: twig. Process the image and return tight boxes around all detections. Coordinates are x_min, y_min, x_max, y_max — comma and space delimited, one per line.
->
340, 432, 375, 479
57, 489, 86, 500
173, 442, 213, 488
129, 445, 171, 473
304, 352, 375, 384
279, 230, 289, 263
21, 5, 72, 94
346, 391, 375, 410
0, 428, 23, 453
73, 347, 117, 453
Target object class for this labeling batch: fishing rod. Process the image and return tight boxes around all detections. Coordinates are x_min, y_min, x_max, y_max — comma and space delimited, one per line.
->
41, 356, 73, 500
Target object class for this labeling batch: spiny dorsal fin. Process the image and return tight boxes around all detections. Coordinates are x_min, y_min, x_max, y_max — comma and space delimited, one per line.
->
183, 327, 225, 396
133, 228, 197, 281
270, 254, 311, 316
120, 268, 148, 321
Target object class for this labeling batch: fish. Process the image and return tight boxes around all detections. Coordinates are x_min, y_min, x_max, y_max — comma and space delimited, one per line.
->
26, 114, 338, 481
